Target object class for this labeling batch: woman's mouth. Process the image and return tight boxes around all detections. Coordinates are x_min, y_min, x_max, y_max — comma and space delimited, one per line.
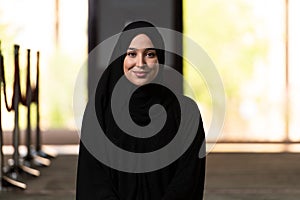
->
133, 71, 149, 78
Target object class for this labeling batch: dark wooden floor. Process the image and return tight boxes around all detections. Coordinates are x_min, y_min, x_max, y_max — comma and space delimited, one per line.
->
205, 153, 300, 200
0, 155, 77, 200
1, 153, 300, 200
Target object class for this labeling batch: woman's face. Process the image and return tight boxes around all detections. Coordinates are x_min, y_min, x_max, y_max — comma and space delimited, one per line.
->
123, 34, 159, 86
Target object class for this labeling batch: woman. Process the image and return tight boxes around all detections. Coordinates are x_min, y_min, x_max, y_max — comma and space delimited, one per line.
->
76, 21, 206, 200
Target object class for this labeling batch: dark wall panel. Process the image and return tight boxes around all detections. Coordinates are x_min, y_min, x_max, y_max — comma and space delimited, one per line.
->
88, 0, 182, 98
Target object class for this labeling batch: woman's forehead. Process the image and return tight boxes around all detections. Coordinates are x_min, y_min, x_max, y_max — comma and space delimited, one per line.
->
128, 34, 154, 49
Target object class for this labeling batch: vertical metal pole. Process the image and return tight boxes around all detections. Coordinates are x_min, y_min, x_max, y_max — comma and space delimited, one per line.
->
12, 45, 20, 170
34, 51, 56, 159
25, 49, 32, 160
36, 51, 41, 152
285, 0, 290, 142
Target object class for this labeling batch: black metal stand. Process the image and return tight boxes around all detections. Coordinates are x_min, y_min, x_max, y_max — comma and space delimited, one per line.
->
4, 46, 40, 180
34, 51, 57, 160
22, 49, 50, 168
1, 43, 56, 191
0, 44, 26, 190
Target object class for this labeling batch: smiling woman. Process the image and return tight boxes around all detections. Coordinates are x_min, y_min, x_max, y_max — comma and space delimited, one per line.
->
76, 21, 206, 200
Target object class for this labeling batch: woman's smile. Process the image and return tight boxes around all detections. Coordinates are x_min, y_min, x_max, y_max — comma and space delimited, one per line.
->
132, 69, 150, 78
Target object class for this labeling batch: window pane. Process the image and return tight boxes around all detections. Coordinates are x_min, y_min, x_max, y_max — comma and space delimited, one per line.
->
0, 0, 88, 130
184, 0, 286, 142
289, 0, 300, 141
0, 0, 56, 130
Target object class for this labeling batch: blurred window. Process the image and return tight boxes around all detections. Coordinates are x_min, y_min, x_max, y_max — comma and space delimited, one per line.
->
184, 0, 299, 142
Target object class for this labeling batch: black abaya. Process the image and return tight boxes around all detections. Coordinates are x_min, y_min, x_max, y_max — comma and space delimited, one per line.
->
76, 21, 206, 200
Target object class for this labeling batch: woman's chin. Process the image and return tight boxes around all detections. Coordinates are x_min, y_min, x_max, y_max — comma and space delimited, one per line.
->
131, 79, 148, 86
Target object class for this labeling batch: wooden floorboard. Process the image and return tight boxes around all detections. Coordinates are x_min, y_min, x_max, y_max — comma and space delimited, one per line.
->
0, 153, 299, 199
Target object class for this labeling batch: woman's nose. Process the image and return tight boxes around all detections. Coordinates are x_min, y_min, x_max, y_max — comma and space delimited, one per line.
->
136, 54, 145, 67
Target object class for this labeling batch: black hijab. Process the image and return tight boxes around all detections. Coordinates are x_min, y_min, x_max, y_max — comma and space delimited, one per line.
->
76, 21, 206, 200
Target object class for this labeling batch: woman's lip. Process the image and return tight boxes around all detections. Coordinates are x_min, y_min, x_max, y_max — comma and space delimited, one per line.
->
132, 71, 149, 77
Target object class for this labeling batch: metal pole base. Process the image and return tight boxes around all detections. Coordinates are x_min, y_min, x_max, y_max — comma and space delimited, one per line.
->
35, 146, 58, 159
4, 159, 40, 178
23, 154, 51, 168
1, 175, 26, 190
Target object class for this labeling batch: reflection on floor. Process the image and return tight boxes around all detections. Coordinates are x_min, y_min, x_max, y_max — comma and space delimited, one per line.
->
1, 150, 300, 200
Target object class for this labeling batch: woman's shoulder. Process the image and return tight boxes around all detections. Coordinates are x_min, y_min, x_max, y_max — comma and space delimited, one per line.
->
176, 94, 200, 113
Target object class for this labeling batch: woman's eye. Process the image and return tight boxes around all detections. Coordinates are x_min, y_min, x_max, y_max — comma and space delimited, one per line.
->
146, 52, 156, 58
127, 52, 136, 57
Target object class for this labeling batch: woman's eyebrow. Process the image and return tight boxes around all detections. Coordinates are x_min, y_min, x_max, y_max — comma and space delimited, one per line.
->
145, 48, 156, 51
